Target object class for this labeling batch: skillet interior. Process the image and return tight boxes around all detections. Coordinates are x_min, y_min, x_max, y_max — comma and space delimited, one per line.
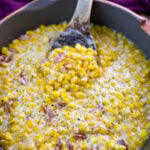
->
0, 0, 149, 149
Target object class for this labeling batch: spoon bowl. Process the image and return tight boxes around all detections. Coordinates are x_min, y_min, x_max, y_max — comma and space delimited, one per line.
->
51, 0, 96, 50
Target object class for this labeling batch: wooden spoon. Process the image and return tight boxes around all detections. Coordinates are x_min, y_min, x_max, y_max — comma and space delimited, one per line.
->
51, 0, 96, 50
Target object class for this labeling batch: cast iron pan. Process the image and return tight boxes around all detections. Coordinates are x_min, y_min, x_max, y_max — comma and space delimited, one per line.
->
0, 0, 150, 149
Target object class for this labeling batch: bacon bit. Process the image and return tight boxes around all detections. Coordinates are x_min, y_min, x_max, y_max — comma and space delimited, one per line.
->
97, 103, 105, 113
19, 72, 28, 85
42, 104, 55, 119
63, 62, 75, 69
74, 133, 87, 140
3, 102, 11, 113
49, 38, 55, 44
47, 109, 55, 119
46, 119, 52, 126
56, 138, 63, 150
58, 101, 67, 107
5, 48, 15, 62
1, 99, 14, 113
19, 35, 30, 41
54, 53, 65, 62
117, 139, 129, 150
8, 48, 15, 52
0, 50, 15, 63
4, 55, 13, 62
86, 148, 94, 150
42, 104, 48, 113
86, 146, 99, 150
0, 55, 5, 61
0, 49, 15, 62
67, 140, 73, 150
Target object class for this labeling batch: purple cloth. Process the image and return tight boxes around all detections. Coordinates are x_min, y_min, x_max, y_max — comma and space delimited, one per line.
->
0, 0, 31, 20
110, 0, 150, 13
0, 0, 150, 20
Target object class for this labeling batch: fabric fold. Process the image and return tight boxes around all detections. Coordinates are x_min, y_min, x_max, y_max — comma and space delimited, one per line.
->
0, 0, 150, 20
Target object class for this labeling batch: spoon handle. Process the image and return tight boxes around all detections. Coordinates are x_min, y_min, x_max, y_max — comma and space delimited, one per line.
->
69, 0, 94, 28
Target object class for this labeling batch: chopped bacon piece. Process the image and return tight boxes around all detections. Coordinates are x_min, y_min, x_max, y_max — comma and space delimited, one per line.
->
46, 119, 52, 126
19, 35, 30, 41
58, 101, 67, 107
0, 49, 15, 66
56, 138, 63, 150
49, 38, 55, 44
42, 104, 48, 113
1, 99, 14, 113
0, 50, 15, 63
67, 140, 73, 150
74, 133, 87, 140
97, 103, 105, 113
47, 109, 55, 119
86, 146, 99, 150
42, 104, 55, 119
3, 102, 11, 113
63, 62, 75, 69
117, 139, 129, 150
86, 148, 94, 150
8, 48, 15, 52
19, 72, 28, 85
0, 55, 6, 61
4, 55, 13, 62
54, 53, 65, 62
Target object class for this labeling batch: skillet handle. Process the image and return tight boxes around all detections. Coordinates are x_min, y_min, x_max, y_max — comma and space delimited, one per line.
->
133, 13, 150, 36
141, 18, 150, 36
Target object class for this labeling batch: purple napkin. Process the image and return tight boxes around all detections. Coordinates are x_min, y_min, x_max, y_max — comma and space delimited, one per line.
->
0, 0, 150, 20
110, 0, 150, 13
0, 0, 31, 20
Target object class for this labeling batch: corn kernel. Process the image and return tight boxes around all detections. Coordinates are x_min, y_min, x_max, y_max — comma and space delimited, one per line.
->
139, 130, 148, 140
